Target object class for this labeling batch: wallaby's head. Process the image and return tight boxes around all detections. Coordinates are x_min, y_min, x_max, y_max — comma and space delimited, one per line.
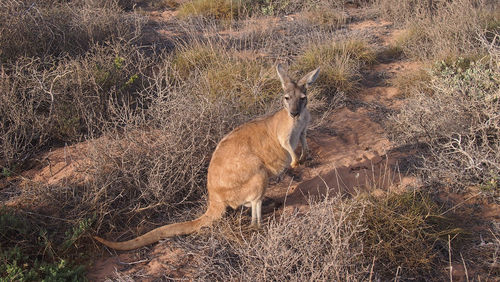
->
276, 64, 320, 118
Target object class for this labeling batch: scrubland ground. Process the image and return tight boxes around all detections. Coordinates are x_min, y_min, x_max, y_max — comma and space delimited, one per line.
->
1, 0, 499, 281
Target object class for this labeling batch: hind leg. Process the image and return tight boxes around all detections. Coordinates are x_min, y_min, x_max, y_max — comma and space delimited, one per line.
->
251, 199, 263, 227
242, 169, 267, 227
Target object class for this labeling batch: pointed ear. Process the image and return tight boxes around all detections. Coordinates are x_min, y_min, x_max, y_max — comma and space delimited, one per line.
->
276, 64, 291, 90
298, 67, 320, 89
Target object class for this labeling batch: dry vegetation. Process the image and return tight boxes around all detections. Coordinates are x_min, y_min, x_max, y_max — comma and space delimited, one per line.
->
389, 57, 500, 192
377, 0, 500, 60
180, 191, 467, 281
1, 0, 500, 280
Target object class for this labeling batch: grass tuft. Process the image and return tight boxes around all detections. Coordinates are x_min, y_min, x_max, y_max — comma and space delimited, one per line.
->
358, 191, 466, 279
391, 67, 432, 97
177, 0, 241, 20
293, 39, 375, 97
171, 41, 281, 113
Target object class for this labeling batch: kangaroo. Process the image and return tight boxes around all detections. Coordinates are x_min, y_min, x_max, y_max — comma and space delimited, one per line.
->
94, 64, 320, 251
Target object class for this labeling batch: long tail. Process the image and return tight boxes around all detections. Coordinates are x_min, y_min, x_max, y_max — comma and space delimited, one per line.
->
94, 201, 226, 251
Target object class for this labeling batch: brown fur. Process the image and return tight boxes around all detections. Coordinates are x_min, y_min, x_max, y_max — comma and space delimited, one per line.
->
94, 64, 320, 250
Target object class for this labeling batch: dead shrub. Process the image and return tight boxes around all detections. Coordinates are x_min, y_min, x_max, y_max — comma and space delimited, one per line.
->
0, 0, 148, 169
0, 57, 54, 168
375, 0, 499, 60
389, 57, 500, 192
181, 195, 371, 281
151, 190, 464, 281
0, 42, 154, 169
48, 42, 153, 140
0, 0, 144, 63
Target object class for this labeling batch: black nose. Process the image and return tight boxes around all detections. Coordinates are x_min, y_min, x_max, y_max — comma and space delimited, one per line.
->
290, 111, 299, 117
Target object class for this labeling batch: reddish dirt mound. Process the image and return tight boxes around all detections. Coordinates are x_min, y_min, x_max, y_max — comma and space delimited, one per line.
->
21, 142, 91, 187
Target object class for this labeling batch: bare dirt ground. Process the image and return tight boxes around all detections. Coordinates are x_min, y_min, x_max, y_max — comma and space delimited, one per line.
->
13, 8, 497, 281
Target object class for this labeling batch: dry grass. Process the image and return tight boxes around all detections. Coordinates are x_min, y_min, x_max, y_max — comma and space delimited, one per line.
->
177, 0, 241, 20
293, 39, 375, 98
303, 2, 350, 30
375, 0, 500, 60
170, 41, 282, 113
2, 0, 499, 280
0, 0, 144, 63
169, 195, 371, 281
389, 55, 500, 193
390, 67, 432, 97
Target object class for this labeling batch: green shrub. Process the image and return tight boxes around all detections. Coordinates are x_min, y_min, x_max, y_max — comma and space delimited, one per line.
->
0, 208, 87, 281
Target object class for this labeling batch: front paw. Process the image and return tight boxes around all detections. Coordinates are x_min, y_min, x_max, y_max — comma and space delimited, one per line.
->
290, 160, 299, 168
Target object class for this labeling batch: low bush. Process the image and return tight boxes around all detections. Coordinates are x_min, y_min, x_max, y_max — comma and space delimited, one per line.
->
389, 56, 500, 193
149, 190, 466, 281
187, 195, 371, 280
375, 0, 499, 60
0, 42, 154, 169
0, 207, 87, 281
0, 0, 144, 63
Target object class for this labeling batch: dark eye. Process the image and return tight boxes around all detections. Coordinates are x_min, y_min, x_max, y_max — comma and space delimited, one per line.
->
300, 97, 306, 100
284, 96, 290, 100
